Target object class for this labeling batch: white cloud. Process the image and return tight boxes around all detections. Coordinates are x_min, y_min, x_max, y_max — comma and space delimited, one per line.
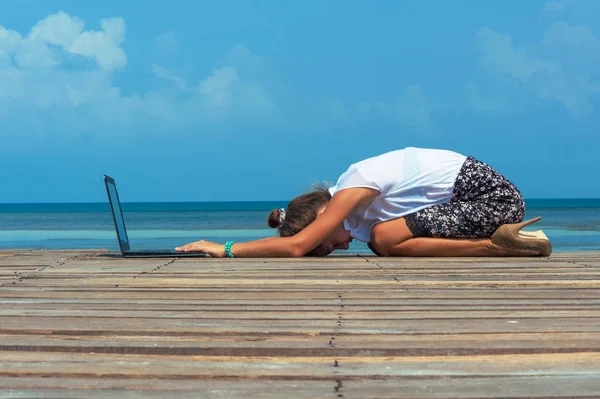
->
152, 64, 188, 91
476, 28, 547, 81
1, 11, 126, 71
151, 63, 275, 118
151, 43, 275, 118
0, 13, 275, 133
0, 10, 128, 112
199, 67, 239, 95
0, 27, 21, 61
68, 17, 127, 71
223, 44, 268, 76
475, 22, 600, 113
198, 67, 240, 109
2, 68, 120, 107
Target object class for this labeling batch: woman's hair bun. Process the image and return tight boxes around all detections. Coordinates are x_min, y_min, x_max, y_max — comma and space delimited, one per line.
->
267, 208, 283, 228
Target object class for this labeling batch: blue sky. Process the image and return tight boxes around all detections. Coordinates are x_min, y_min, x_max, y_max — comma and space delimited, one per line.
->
1, 0, 599, 202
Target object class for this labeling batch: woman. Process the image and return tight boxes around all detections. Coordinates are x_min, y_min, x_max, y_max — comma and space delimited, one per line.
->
176, 147, 552, 258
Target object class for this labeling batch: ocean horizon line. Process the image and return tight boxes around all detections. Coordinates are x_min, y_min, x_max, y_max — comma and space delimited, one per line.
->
0, 200, 290, 205
1, 198, 599, 214
1, 197, 600, 205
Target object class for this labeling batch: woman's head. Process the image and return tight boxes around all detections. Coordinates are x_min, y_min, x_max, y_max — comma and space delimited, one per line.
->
267, 186, 331, 238
268, 186, 354, 257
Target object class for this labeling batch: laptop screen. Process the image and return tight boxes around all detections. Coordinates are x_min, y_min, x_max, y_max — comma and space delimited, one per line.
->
104, 176, 130, 252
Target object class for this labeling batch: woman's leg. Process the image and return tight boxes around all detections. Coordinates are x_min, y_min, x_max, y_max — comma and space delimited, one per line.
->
369, 217, 537, 257
369, 156, 550, 257
392, 237, 499, 257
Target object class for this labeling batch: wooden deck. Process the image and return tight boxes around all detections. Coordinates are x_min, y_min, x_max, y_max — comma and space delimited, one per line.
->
1, 249, 599, 398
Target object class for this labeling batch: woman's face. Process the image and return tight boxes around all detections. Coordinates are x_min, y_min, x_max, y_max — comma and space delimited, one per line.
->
308, 207, 353, 256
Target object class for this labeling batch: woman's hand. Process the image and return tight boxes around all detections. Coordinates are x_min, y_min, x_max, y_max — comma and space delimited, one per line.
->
175, 240, 225, 257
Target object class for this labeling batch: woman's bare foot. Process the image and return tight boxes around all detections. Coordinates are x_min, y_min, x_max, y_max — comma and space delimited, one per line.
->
490, 217, 552, 257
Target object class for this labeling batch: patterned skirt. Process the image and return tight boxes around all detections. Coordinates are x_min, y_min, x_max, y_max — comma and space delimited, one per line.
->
404, 157, 525, 238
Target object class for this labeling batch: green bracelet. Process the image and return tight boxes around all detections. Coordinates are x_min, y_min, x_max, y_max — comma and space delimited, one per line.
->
224, 241, 235, 258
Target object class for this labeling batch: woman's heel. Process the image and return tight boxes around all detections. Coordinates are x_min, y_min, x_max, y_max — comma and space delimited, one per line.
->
515, 216, 542, 229
491, 217, 552, 257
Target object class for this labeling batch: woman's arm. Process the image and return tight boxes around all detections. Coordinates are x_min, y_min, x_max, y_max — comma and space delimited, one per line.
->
175, 187, 378, 257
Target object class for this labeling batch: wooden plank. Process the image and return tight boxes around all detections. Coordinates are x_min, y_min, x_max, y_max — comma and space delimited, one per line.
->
1, 352, 598, 377
2, 299, 599, 309
343, 376, 600, 399
1, 376, 598, 399
0, 250, 599, 398
2, 288, 599, 300
1, 308, 599, 320
1, 332, 599, 356
0, 381, 333, 399
23, 269, 600, 278
1, 315, 599, 334
10, 276, 600, 289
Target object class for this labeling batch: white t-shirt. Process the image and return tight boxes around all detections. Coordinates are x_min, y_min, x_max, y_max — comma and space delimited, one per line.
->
328, 147, 467, 242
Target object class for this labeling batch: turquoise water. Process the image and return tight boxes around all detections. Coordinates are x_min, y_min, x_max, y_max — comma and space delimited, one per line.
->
0, 199, 598, 253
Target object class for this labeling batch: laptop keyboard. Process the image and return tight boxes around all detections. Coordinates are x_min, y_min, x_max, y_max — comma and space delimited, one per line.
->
129, 249, 205, 254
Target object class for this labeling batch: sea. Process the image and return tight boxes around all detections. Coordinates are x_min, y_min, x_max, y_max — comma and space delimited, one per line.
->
0, 199, 599, 254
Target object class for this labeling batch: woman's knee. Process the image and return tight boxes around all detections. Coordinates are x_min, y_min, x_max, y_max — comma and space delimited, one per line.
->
370, 218, 413, 256
514, 195, 526, 223
500, 196, 526, 225
501, 184, 526, 224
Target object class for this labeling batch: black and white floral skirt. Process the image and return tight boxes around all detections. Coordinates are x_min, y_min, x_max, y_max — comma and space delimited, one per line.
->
404, 157, 525, 238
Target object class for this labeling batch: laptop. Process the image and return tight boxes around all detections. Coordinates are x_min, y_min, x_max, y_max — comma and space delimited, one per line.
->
103, 175, 208, 258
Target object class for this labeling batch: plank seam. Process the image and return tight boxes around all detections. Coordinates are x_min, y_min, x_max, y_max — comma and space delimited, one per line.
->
1, 252, 100, 289
358, 254, 383, 269
0, 249, 43, 288
137, 258, 178, 279
546, 257, 597, 268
